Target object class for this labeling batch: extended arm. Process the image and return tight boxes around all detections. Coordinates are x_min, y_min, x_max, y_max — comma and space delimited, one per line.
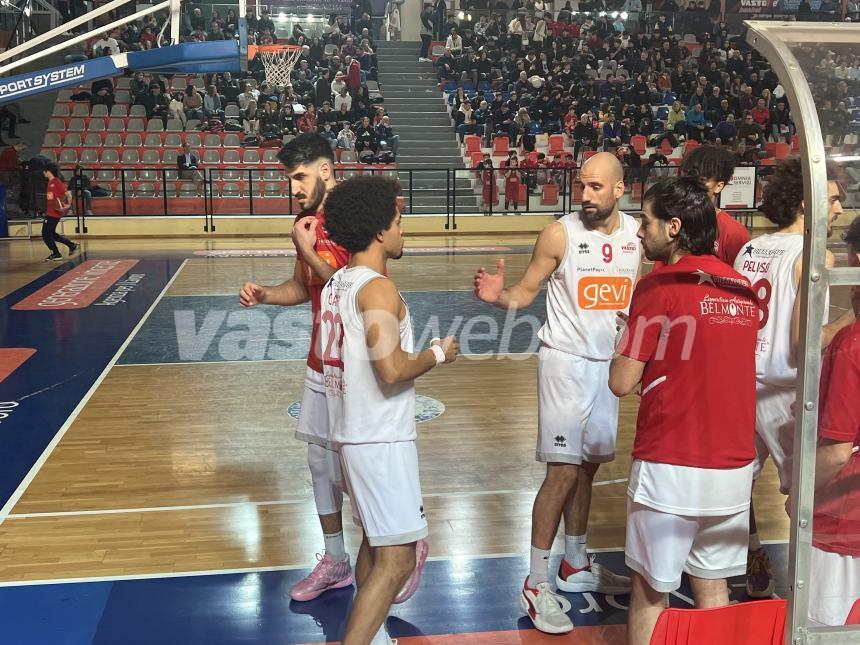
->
474, 222, 564, 310
359, 278, 456, 385
239, 259, 309, 307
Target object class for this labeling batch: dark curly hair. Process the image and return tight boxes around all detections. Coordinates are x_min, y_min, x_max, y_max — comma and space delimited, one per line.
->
845, 215, 860, 254
681, 145, 735, 186
643, 176, 716, 256
276, 132, 335, 171
760, 157, 842, 228
324, 176, 401, 254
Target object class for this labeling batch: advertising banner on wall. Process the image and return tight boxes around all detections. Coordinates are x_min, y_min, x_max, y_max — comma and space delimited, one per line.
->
720, 166, 757, 210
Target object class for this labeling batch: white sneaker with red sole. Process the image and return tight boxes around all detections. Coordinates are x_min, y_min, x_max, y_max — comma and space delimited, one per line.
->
519, 579, 574, 634
556, 556, 631, 595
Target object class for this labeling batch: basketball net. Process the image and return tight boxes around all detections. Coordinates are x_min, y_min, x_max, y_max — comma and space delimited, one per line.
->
250, 45, 303, 89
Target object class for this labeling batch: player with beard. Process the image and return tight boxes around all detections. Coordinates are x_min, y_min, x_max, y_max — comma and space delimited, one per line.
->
239, 133, 427, 604
732, 157, 855, 599
474, 152, 641, 634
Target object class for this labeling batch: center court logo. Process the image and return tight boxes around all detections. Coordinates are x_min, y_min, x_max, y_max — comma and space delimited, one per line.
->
288, 394, 446, 424
577, 276, 633, 310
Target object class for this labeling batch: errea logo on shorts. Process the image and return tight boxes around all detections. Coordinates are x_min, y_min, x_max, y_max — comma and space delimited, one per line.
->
577, 276, 633, 310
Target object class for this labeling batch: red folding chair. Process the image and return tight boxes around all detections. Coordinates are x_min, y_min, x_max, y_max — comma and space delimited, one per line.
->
492, 136, 509, 156
541, 183, 559, 205
661, 138, 675, 155
649, 600, 786, 645
464, 135, 482, 154
548, 134, 565, 155
630, 134, 647, 156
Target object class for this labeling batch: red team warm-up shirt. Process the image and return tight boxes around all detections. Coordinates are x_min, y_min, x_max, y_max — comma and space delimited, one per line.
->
46, 177, 68, 218
813, 321, 860, 556
618, 254, 758, 469
653, 210, 750, 270
297, 211, 351, 373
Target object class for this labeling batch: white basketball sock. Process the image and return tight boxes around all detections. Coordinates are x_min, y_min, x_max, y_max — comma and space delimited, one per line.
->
324, 530, 347, 561
564, 533, 589, 569
527, 546, 551, 587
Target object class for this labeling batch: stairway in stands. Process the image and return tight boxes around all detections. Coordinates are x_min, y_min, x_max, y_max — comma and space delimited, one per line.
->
375, 41, 473, 215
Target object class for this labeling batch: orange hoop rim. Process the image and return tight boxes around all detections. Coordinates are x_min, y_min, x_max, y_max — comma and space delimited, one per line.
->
247, 44, 303, 59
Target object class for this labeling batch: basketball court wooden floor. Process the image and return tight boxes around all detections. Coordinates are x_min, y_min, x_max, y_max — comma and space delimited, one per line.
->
0, 232, 847, 644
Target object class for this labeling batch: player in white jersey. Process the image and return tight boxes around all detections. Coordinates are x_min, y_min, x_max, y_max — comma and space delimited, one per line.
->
733, 157, 855, 598
239, 134, 359, 602
320, 176, 457, 645
474, 153, 640, 634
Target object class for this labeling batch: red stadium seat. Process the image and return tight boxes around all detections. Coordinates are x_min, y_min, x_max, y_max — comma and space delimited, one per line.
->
493, 136, 509, 155
649, 600, 786, 645
541, 183, 559, 205
774, 143, 790, 159
661, 138, 675, 155
630, 135, 647, 156
464, 135, 482, 154
548, 134, 565, 155
469, 151, 484, 167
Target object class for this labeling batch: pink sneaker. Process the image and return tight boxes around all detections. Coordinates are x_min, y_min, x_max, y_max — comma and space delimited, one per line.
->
290, 552, 353, 602
393, 539, 428, 604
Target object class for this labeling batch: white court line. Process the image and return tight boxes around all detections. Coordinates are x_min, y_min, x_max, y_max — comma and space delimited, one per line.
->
0, 259, 189, 527
0, 541, 790, 588
5, 479, 628, 520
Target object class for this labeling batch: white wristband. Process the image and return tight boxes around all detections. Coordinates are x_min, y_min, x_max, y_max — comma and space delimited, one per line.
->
430, 344, 446, 365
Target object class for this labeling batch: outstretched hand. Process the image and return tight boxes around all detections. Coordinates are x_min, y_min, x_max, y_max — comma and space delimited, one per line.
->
474, 258, 505, 304
239, 282, 266, 307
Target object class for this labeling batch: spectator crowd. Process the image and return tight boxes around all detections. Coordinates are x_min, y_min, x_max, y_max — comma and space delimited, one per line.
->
70, 2, 398, 163
437, 1, 859, 193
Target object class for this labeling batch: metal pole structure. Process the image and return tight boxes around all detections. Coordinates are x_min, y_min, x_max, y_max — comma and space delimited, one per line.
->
169, 0, 180, 45
203, 168, 209, 232
0, 0, 161, 66
0, 0, 170, 77
743, 21, 860, 645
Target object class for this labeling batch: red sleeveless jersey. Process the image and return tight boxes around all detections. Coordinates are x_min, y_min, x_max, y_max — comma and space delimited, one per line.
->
297, 211, 351, 373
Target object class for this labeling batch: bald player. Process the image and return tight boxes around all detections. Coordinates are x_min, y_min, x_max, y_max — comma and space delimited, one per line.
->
475, 153, 641, 634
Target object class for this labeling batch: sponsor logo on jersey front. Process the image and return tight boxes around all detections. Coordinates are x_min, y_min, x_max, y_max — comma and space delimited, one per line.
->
621, 242, 639, 254
577, 276, 633, 310
699, 295, 756, 326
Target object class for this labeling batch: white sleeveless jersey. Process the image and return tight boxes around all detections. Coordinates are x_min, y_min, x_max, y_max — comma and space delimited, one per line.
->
733, 232, 827, 388
537, 211, 641, 360
320, 266, 417, 445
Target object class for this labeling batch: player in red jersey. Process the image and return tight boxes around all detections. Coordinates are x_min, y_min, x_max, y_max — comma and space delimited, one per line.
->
652, 145, 750, 271
807, 216, 860, 625
611, 177, 758, 645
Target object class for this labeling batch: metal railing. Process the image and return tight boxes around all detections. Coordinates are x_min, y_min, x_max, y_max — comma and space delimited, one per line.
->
60, 162, 788, 234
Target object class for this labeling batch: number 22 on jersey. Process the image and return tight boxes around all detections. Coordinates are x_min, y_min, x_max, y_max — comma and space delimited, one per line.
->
321, 310, 345, 369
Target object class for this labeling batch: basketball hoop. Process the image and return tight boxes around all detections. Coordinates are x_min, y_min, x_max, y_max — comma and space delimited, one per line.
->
248, 44, 303, 89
